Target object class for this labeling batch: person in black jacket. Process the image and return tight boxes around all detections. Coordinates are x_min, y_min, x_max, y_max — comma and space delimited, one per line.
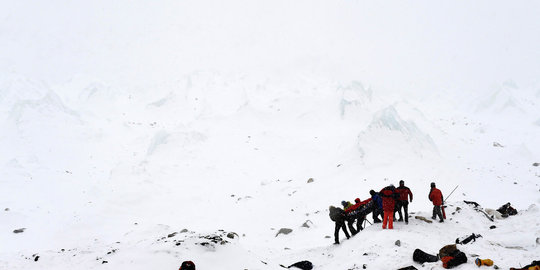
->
329, 206, 350, 244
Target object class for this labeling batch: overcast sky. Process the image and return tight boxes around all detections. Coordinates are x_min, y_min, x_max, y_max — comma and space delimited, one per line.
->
1, 0, 539, 94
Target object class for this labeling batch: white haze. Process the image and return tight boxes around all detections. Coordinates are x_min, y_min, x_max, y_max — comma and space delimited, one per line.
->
1, 1, 539, 269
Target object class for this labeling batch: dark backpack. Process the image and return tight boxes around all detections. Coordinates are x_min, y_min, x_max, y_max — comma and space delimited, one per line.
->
413, 249, 438, 263
179, 261, 195, 270
288, 260, 313, 270
329, 206, 342, 222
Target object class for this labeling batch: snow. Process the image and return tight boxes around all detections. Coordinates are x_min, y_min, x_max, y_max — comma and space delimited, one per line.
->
1, 1, 540, 269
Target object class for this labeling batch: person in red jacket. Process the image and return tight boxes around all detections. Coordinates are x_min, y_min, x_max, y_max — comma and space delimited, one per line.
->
380, 185, 398, 229
395, 180, 413, 224
428, 182, 444, 223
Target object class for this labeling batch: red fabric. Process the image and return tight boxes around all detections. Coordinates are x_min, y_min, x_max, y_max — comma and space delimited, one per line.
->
429, 188, 443, 206
345, 198, 371, 213
380, 189, 396, 211
396, 186, 413, 201
382, 210, 393, 229
441, 256, 453, 269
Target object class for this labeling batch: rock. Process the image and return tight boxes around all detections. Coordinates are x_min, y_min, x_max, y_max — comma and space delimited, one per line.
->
4, 208, 9, 211
490, 225, 497, 229
363, 264, 367, 269
226, 232, 238, 239
324, 235, 331, 238
536, 237, 540, 244
395, 240, 401, 247
493, 142, 504, 147
102, 261, 108, 264
307, 178, 314, 183
275, 228, 293, 237
494, 265, 499, 269
167, 232, 177, 238
533, 163, 539, 167
34, 256, 39, 262
180, 229, 188, 233
13, 228, 26, 234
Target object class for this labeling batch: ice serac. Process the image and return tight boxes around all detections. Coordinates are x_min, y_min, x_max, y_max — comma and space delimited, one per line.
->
338, 81, 372, 119
357, 106, 438, 165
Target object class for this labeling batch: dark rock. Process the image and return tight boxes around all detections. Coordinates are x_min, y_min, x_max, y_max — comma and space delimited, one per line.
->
226, 232, 238, 239
180, 229, 188, 233
490, 225, 497, 229
533, 163, 539, 166
395, 240, 401, 247
13, 228, 26, 234
102, 261, 108, 264
168, 232, 177, 238
493, 142, 504, 147
275, 228, 293, 237
324, 235, 331, 238
4, 208, 9, 211
494, 265, 499, 269
34, 256, 39, 262
307, 178, 314, 183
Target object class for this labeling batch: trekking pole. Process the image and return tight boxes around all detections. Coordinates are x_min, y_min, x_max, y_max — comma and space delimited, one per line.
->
441, 185, 458, 220
443, 185, 459, 204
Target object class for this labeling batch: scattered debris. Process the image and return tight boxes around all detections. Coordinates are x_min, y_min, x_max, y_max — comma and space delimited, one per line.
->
281, 260, 313, 270
414, 216, 433, 223
455, 233, 482, 244
496, 202, 518, 217
275, 228, 293, 237
413, 249, 438, 263
301, 220, 313, 228
463, 201, 494, 222
13, 228, 26, 234
397, 266, 417, 270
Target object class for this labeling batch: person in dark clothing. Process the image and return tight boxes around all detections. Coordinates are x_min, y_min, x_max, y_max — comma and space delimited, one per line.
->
345, 198, 370, 232
380, 185, 398, 229
341, 201, 358, 236
329, 206, 350, 244
369, 190, 383, 223
395, 180, 413, 224
428, 182, 444, 222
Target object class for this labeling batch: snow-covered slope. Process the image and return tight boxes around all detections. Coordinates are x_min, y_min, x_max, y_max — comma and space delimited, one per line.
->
1, 1, 540, 269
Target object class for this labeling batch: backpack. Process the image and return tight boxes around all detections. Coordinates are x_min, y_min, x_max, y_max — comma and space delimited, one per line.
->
179, 261, 195, 270
413, 249, 438, 263
441, 251, 467, 269
329, 206, 342, 222
288, 260, 313, 270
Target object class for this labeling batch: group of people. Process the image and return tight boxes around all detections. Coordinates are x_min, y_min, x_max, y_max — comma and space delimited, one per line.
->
329, 180, 444, 244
